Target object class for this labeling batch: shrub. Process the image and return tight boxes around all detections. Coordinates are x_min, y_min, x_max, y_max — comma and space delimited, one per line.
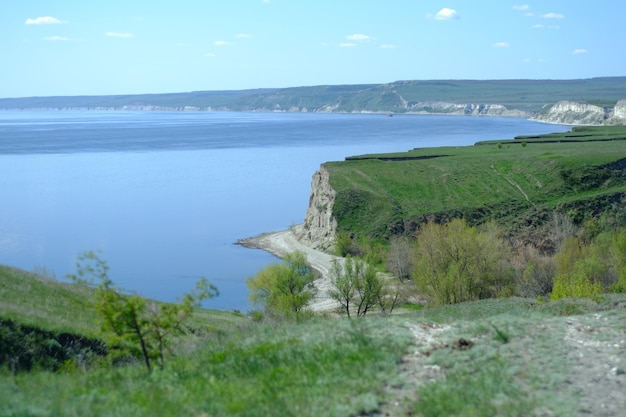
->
246, 251, 316, 318
413, 219, 514, 305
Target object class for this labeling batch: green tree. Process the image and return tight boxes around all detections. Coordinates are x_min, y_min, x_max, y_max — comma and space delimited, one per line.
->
551, 230, 626, 299
246, 251, 316, 318
329, 256, 383, 317
413, 219, 513, 306
613, 229, 626, 292
68, 251, 218, 371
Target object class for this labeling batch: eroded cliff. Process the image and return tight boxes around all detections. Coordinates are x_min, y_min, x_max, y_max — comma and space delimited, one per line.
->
298, 165, 337, 251
532, 100, 626, 125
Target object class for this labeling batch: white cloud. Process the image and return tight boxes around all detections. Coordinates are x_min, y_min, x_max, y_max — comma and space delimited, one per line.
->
214, 40, 232, 46
433, 8, 459, 20
533, 24, 560, 30
380, 44, 397, 49
105, 32, 134, 38
346, 33, 372, 41
25, 16, 67, 25
43, 35, 70, 41
513, 5, 529, 11
493, 42, 510, 48
540, 12, 565, 19
339, 43, 356, 48
573, 49, 587, 55
236, 33, 253, 39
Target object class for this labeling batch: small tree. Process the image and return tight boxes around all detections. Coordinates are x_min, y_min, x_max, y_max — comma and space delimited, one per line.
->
386, 235, 413, 282
329, 256, 383, 317
68, 251, 218, 371
246, 251, 316, 318
377, 275, 410, 315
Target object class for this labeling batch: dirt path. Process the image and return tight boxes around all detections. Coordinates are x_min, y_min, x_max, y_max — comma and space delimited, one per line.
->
237, 226, 342, 312
561, 313, 626, 416
491, 163, 536, 208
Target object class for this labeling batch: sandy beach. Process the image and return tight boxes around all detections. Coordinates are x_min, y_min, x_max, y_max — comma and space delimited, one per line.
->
237, 225, 341, 312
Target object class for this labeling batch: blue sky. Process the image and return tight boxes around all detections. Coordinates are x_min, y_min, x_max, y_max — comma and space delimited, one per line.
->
2, 1, 624, 98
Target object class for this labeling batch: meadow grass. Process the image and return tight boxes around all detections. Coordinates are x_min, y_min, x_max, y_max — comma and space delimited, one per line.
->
2, 261, 625, 416
0, 264, 246, 337
328, 133, 626, 239
0, 316, 413, 417
408, 295, 626, 417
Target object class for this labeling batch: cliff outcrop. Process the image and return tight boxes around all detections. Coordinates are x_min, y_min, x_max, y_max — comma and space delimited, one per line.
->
532, 100, 626, 125
298, 165, 337, 251
401, 101, 531, 118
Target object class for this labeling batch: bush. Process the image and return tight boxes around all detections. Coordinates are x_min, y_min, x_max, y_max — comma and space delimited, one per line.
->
247, 251, 316, 318
413, 219, 514, 305
550, 273, 602, 301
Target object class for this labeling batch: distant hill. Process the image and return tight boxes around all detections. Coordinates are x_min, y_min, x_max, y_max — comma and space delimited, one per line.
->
2, 77, 626, 118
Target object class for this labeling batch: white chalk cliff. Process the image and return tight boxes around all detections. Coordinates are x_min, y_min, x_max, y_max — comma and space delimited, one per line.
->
532, 100, 626, 125
298, 165, 337, 251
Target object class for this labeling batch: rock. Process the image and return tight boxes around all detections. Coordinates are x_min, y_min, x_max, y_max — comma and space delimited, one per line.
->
299, 164, 337, 251
531, 100, 626, 125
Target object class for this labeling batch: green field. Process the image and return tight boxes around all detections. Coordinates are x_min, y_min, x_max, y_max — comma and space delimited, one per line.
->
326, 126, 626, 242
2, 264, 625, 416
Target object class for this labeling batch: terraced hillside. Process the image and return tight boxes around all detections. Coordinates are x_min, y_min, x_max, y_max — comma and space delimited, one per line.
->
325, 126, 626, 245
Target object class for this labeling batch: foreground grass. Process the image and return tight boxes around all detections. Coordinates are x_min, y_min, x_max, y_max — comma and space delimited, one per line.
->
408, 296, 626, 417
2, 266, 625, 416
1, 317, 412, 417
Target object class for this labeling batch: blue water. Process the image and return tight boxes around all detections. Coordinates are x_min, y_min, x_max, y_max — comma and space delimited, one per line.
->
0, 111, 569, 310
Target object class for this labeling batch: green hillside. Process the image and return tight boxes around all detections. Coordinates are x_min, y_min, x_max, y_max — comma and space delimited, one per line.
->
1, 77, 625, 113
2, 263, 626, 416
326, 126, 626, 244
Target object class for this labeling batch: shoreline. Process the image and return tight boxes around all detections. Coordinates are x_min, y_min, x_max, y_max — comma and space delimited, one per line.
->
237, 226, 341, 312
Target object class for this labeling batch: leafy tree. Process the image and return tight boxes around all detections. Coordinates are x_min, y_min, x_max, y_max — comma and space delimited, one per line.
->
246, 251, 316, 318
613, 229, 626, 292
412, 219, 513, 305
551, 229, 626, 299
68, 251, 218, 371
329, 256, 383, 317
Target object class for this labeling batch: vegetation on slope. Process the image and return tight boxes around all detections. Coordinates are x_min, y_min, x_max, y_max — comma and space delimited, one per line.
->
328, 126, 626, 247
2, 261, 625, 416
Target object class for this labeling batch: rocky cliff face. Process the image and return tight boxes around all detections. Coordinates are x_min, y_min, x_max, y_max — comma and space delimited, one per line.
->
532, 100, 626, 125
298, 165, 337, 251
402, 101, 531, 118
613, 100, 626, 120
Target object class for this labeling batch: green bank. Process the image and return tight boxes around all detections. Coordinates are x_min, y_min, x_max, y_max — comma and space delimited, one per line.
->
327, 125, 626, 245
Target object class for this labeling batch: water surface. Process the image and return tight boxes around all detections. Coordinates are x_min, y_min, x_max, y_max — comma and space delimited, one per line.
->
0, 111, 569, 310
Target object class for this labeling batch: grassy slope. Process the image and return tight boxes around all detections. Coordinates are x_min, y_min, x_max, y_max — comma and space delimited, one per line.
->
1, 265, 625, 417
0, 265, 247, 337
326, 127, 626, 240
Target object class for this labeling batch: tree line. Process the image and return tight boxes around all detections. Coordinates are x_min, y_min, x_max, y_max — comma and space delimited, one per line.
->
247, 213, 626, 318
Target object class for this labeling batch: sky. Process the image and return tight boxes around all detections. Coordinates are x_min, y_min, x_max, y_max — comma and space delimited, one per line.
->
2, 1, 625, 98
